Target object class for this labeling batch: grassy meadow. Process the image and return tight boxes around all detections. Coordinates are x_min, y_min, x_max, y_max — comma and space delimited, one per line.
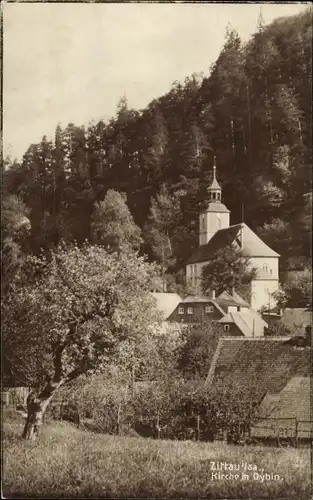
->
2, 410, 312, 499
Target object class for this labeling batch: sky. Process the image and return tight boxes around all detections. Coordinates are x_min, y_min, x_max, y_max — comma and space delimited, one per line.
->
3, 2, 309, 160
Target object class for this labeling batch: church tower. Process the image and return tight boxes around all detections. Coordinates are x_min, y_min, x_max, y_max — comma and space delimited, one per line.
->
199, 158, 230, 245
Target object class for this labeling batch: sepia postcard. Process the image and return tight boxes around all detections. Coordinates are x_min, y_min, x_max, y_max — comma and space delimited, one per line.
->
2, 2, 312, 499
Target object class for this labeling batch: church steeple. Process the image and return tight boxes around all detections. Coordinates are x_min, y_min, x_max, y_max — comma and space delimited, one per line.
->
207, 156, 222, 202
199, 157, 230, 246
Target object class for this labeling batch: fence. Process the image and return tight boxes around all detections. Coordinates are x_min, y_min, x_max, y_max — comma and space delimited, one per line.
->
1, 387, 30, 408
251, 417, 312, 446
3, 391, 312, 447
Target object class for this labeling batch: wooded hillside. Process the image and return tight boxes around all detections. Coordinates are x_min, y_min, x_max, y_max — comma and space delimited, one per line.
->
3, 8, 312, 277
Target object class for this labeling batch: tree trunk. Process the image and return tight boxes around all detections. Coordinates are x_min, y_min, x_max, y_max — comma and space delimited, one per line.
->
22, 380, 64, 440
22, 394, 51, 440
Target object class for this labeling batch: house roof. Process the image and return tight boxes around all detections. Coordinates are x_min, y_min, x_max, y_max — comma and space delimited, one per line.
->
219, 311, 268, 337
182, 295, 212, 303
231, 290, 251, 307
151, 292, 182, 320
204, 337, 312, 403
256, 376, 311, 421
251, 376, 312, 439
215, 290, 250, 309
186, 223, 279, 265
177, 295, 226, 316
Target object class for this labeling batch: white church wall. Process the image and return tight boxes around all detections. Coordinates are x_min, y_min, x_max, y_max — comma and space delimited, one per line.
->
251, 279, 279, 311
248, 256, 279, 280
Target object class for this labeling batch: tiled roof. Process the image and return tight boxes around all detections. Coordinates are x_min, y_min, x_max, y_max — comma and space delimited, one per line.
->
251, 377, 311, 439
151, 292, 182, 320
257, 376, 311, 421
204, 337, 312, 402
186, 223, 279, 265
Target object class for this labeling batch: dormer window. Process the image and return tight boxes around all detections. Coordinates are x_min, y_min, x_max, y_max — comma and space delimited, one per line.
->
224, 324, 230, 332
178, 307, 184, 315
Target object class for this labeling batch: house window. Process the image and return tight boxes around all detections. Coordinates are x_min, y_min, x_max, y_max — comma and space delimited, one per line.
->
178, 307, 184, 315
224, 324, 230, 332
187, 307, 193, 315
205, 305, 214, 314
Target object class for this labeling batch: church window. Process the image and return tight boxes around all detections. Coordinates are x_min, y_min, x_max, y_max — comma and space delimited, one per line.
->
224, 324, 230, 332
212, 192, 216, 200
216, 216, 221, 229
187, 307, 193, 315
217, 192, 221, 201
263, 264, 268, 272
205, 305, 214, 313
179, 307, 184, 315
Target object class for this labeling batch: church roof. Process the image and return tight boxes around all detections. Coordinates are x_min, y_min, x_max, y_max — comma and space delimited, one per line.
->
208, 178, 222, 191
202, 202, 230, 213
186, 223, 279, 265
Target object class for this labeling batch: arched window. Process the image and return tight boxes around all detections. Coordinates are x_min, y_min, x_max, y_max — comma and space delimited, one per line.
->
217, 192, 221, 201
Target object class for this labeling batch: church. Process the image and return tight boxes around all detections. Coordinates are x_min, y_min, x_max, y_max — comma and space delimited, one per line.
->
186, 161, 280, 311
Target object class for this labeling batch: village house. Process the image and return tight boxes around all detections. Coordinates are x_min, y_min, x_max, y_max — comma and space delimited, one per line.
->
204, 334, 312, 445
165, 288, 268, 337
186, 160, 280, 312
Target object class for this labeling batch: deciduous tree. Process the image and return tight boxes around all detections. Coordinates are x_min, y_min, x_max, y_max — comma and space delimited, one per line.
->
2, 243, 159, 439
201, 245, 256, 300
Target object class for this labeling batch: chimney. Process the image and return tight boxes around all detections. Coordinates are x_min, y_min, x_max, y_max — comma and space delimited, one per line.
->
305, 325, 311, 346
211, 289, 216, 300
231, 287, 235, 297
